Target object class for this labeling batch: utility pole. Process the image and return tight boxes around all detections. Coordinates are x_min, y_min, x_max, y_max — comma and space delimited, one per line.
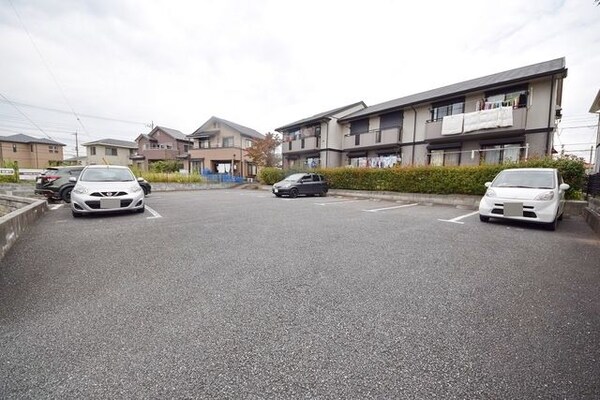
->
73, 131, 79, 158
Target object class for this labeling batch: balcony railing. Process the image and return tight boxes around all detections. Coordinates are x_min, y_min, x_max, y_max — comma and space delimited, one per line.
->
282, 136, 320, 153
343, 127, 401, 149
425, 107, 527, 141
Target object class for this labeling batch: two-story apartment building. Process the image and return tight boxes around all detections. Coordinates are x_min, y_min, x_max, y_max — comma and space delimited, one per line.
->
82, 138, 137, 166
131, 126, 192, 171
0, 134, 65, 168
187, 116, 264, 179
338, 58, 567, 167
275, 102, 366, 169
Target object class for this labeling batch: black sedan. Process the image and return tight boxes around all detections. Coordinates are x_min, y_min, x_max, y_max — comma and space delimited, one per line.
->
272, 173, 328, 198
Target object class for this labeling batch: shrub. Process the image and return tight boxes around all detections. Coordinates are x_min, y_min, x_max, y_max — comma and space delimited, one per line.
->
258, 167, 285, 185
139, 172, 204, 183
149, 160, 182, 173
318, 157, 586, 200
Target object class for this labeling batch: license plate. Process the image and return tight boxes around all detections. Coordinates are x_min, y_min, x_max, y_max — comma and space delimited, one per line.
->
36, 178, 41, 184
100, 198, 120, 209
503, 202, 523, 217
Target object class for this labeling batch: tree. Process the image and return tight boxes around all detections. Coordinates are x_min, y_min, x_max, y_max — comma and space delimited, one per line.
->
245, 132, 282, 167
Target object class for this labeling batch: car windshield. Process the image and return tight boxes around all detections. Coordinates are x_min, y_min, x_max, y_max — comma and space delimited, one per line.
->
283, 173, 305, 182
80, 168, 135, 182
492, 170, 555, 189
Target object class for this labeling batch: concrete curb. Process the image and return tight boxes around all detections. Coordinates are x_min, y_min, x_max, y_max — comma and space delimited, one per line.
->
0, 195, 47, 260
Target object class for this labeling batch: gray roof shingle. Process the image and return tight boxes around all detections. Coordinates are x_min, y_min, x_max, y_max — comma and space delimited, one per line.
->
82, 138, 138, 148
275, 101, 366, 131
154, 126, 189, 141
340, 58, 567, 121
0, 134, 65, 146
190, 117, 265, 140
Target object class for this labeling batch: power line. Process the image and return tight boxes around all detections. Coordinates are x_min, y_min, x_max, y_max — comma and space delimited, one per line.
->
9, 0, 91, 137
0, 98, 149, 125
0, 92, 54, 140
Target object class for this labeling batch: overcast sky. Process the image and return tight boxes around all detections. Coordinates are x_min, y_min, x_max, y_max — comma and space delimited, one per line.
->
1, 0, 599, 161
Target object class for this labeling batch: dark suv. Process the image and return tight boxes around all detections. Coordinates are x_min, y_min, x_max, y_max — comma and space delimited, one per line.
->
272, 173, 328, 198
35, 166, 84, 202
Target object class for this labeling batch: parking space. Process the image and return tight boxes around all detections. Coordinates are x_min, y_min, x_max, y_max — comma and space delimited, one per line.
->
1, 189, 599, 398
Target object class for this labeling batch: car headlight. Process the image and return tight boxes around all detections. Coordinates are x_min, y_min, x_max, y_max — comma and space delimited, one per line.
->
485, 189, 496, 198
73, 185, 88, 194
534, 191, 554, 201
130, 184, 142, 193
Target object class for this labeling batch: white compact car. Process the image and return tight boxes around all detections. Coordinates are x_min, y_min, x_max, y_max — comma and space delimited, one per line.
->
478, 168, 570, 230
70, 165, 145, 217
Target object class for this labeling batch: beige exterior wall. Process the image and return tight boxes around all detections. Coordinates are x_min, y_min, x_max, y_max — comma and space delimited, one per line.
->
85, 145, 134, 166
0, 141, 63, 168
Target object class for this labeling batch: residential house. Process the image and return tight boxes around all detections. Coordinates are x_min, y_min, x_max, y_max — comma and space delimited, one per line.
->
0, 134, 65, 168
276, 101, 367, 169
187, 116, 264, 179
131, 126, 192, 171
82, 138, 137, 166
590, 89, 600, 174
336, 58, 567, 168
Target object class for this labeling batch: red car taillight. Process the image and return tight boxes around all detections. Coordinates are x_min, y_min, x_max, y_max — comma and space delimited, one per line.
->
43, 175, 60, 183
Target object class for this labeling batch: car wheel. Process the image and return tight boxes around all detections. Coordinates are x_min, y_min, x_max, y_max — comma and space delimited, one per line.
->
289, 188, 298, 198
479, 214, 490, 222
60, 187, 73, 203
136, 205, 145, 213
320, 189, 327, 197
72, 210, 82, 218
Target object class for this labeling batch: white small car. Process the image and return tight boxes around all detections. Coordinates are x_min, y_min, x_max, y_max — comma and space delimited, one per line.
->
478, 168, 569, 230
70, 165, 145, 217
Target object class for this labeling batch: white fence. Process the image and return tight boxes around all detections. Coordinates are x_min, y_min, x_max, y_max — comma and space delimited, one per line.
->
0, 168, 44, 181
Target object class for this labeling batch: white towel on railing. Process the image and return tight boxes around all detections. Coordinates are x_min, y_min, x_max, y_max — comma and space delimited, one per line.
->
498, 106, 513, 127
441, 114, 464, 135
463, 107, 514, 133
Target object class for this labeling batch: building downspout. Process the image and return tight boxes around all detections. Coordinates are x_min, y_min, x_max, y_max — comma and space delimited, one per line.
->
411, 106, 417, 165
546, 75, 556, 156
324, 120, 329, 167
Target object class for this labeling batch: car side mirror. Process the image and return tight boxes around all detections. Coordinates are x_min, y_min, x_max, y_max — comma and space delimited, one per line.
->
484, 182, 492, 188
69, 176, 77, 183
559, 183, 570, 191
137, 177, 145, 182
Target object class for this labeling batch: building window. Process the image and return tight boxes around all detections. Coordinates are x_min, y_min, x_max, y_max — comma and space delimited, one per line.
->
348, 156, 368, 168
483, 85, 528, 109
431, 98, 465, 122
305, 157, 320, 168
380, 111, 403, 129
105, 147, 118, 156
49, 145, 59, 154
199, 140, 210, 149
12, 144, 17, 152
31, 144, 34, 152
222, 137, 234, 147
248, 163, 257, 176
184, 144, 189, 152
245, 139, 253, 148
481, 143, 522, 164
90, 146, 96, 156
429, 149, 460, 166
288, 142, 292, 151
350, 118, 369, 135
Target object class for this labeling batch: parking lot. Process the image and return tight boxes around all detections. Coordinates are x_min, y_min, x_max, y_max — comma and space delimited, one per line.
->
1, 189, 599, 398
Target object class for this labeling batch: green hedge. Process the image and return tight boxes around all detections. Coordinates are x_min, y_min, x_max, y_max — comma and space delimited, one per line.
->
138, 172, 204, 183
260, 157, 586, 200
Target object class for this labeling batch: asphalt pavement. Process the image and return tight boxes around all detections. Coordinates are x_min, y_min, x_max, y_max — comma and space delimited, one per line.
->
1, 189, 599, 399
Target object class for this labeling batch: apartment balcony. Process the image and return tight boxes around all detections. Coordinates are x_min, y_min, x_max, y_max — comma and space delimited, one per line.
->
282, 136, 320, 154
343, 128, 401, 150
425, 107, 527, 141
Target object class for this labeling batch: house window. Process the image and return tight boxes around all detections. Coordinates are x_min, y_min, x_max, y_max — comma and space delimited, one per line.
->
49, 145, 59, 154
481, 143, 522, 164
429, 149, 460, 166
105, 147, 118, 156
348, 156, 368, 168
31, 144, 34, 152
222, 137, 234, 147
484, 85, 528, 109
247, 163, 257, 176
199, 140, 210, 149
380, 111, 403, 130
305, 157, 320, 168
431, 98, 465, 122
12, 144, 17, 152
245, 139, 253, 148
288, 142, 292, 151
90, 146, 96, 156
184, 144, 189, 152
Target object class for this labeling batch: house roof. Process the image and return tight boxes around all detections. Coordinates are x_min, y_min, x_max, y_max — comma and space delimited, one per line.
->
82, 138, 138, 149
340, 58, 567, 122
189, 116, 264, 140
0, 133, 65, 146
275, 101, 367, 131
153, 126, 189, 141
589, 89, 600, 113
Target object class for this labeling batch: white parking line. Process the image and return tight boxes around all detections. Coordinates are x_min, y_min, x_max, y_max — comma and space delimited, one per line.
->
315, 200, 360, 206
146, 205, 162, 219
49, 204, 63, 210
363, 203, 419, 212
438, 210, 479, 224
